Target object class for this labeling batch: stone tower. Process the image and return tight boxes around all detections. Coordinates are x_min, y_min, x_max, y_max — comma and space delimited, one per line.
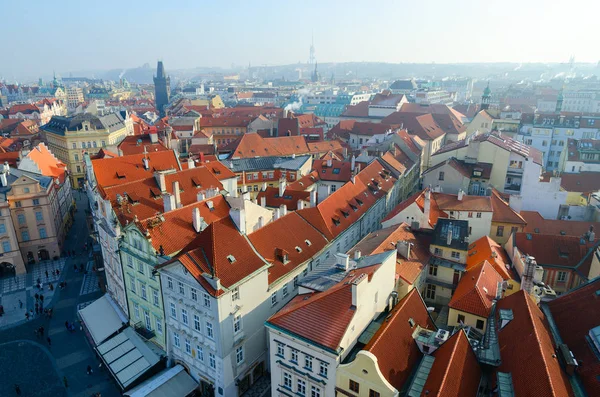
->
154, 61, 171, 117
481, 82, 491, 111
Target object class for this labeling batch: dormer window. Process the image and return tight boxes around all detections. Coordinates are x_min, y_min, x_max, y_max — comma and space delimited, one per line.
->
295, 246, 302, 253
305, 239, 312, 246
227, 255, 236, 263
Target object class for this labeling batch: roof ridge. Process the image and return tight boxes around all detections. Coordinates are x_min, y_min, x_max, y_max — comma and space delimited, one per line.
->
268, 283, 350, 322
435, 331, 464, 393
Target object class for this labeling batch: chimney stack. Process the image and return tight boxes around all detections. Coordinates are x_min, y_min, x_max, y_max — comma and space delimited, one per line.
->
351, 273, 367, 308
261, 182, 267, 192
327, 158, 332, 167
155, 172, 166, 192
173, 181, 182, 208
257, 216, 264, 229
142, 157, 150, 170
457, 189, 464, 201
588, 225, 595, 242
280, 204, 287, 217
354, 250, 361, 260
351, 155, 356, 171
260, 196, 266, 208
273, 208, 281, 221
197, 191, 206, 202
310, 189, 317, 207
192, 208, 207, 232
230, 207, 246, 234
447, 223, 453, 246
279, 177, 287, 197
149, 132, 158, 144
297, 199, 305, 210
397, 240, 412, 260
187, 157, 195, 169
163, 193, 176, 213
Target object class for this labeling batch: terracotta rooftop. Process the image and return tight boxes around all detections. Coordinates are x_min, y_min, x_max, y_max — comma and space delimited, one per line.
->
341, 101, 370, 118
382, 189, 448, 228
419, 330, 481, 396
92, 150, 180, 188
381, 112, 446, 141
267, 264, 383, 352
423, 157, 493, 180
21, 143, 67, 181
312, 159, 353, 182
248, 212, 328, 285
365, 289, 436, 390
117, 134, 168, 156
449, 260, 503, 318
490, 188, 526, 225
546, 278, 600, 396
467, 236, 512, 280
433, 192, 493, 212
557, 171, 600, 193
495, 291, 574, 397
255, 187, 310, 210
287, 170, 319, 191
521, 210, 599, 237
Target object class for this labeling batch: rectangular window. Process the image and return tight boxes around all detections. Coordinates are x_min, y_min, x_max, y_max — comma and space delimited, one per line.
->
476, 212, 482, 218
129, 277, 137, 294
232, 287, 240, 301
476, 319, 485, 330
167, 277, 173, 290
17, 214, 26, 225
203, 293, 211, 308
144, 311, 151, 330
196, 345, 204, 362
438, 171, 445, 181
496, 226, 504, 237
457, 314, 465, 324
153, 289, 159, 306
15, 201, 21, 208
271, 292, 277, 306
426, 284, 436, 300
428, 265, 438, 276
451, 251, 460, 259
282, 284, 288, 297
209, 353, 216, 369
297, 379, 306, 395
133, 302, 140, 319
468, 212, 473, 218
173, 333, 180, 348
305, 356, 313, 371
557, 271, 568, 282
311, 386, 321, 397
349, 380, 360, 393
137, 261, 144, 275
291, 349, 298, 363
234, 315, 242, 334
169, 302, 176, 319
283, 372, 292, 389
185, 339, 191, 355
127, 256, 133, 268
277, 343, 285, 357
191, 288, 198, 302
181, 309, 188, 325
140, 283, 147, 300
369, 390, 380, 397
434, 247, 442, 256
235, 346, 244, 365
178, 281, 185, 295
319, 362, 328, 377
0, 223, 5, 234
194, 314, 201, 331
156, 318, 163, 334
39, 228, 47, 239
2, 241, 11, 252
32, 199, 40, 205
293, 276, 298, 288
206, 321, 214, 339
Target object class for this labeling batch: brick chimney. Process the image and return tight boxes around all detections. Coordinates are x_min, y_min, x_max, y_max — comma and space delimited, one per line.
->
173, 181, 182, 208
163, 193, 175, 213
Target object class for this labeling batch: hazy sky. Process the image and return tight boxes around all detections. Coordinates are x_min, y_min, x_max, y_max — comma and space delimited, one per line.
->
2, 0, 599, 80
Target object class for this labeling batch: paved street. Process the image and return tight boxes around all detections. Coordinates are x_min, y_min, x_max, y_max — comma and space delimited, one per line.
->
0, 191, 121, 397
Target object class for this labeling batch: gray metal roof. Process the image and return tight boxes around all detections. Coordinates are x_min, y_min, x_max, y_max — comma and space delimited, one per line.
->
226, 155, 311, 173
406, 355, 435, 397
42, 112, 125, 135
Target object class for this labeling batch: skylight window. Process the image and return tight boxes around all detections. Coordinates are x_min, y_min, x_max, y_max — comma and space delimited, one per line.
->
295, 246, 302, 253
227, 255, 236, 263
305, 239, 312, 246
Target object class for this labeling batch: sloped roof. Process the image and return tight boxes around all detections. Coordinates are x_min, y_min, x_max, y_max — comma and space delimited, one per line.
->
341, 101, 370, 117
433, 192, 492, 212
546, 278, 600, 396
495, 291, 574, 397
118, 134, 168, 156
420, 331, 481, 396
521, 210, 600, 237
467, 236, 512, 280
382, 189, 448, 228
381, 112, 446, 141
422, 157, 493, 180
248, 212, 328, 284
21, 142, 67, 180
312, 159, 353, 182
490, 188, 526, 225
449, 261, 503, 318
255, 187, 310, 210
365, 289, 436, 390
557, 172, 600, 193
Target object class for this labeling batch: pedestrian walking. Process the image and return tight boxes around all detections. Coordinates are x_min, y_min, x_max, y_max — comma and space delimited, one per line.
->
40, 294, 44, 303
65, 321, 70, 330
29, 309, 34, 318
45, 270, 49, 279
34, 293, 39, 301
39, 326, 44, 336
49, 283, 54, 291
63, 376, 68, 388
74, 264, 78, 272
25, 312, 29, 320
46, 337, 51, 346
56, 269, 60, 276
14, 384, 21, 395
86, 365, 93, 375
18, 299, 23, 309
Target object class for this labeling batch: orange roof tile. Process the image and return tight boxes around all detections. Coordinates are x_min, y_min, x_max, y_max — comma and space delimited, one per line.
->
117, 134, 169, 155
495, 291, 574, 397
382, 188, 448, 228
433, 192, 492, 212
255, 187, 310, 210
546, 278, 600, 396
22, 143, 67, 180
490, 188, 526, 224
92, 150, 180, 188
449, 261, 503, 318
467, 236, 512, 280
312, 159, 353, 182
287, 171, 319, 191
420, 331, 481, 397
248, 212, 328, 284
521, 210, 600, 237
365, 289, 436, 390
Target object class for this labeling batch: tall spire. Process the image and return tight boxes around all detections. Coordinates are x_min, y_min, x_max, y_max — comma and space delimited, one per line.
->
156, 61, 166, 78
309, 32, 315, 65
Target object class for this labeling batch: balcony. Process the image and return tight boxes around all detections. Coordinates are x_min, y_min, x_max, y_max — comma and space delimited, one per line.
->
506, 167, 524, 175
133, 322, 156, 340
504, 184, 522, 194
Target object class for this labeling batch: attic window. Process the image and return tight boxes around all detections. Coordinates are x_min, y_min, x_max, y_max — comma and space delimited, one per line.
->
212, 168, 221, 175
534, 228, 540, 233
356, 198, 363, 206
295, 246, 302, 253
408, 318, 415, 328
332, 217, 341, 226
227, 255, 236, 263
150, 187, 161, 199
116, 171, 125, 179
526, 233, 532, 240
206, 201, 214, 211
332, 168, 341, 174
350, 203, 358, 211
560, 231, 566, 235
341, 210, 350, 218
305, 239, 312, 246
192, 176, 202, 188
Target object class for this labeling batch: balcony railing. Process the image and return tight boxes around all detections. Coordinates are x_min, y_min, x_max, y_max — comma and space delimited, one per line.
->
133, 322, 155, 340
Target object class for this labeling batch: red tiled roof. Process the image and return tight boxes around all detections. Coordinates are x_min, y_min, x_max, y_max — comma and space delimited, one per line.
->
382, 189, 448, 228
199, 116, 252, 128
248, 212, 328, 284
421, 330, 481, 397
255, 187, 310, 210
0, 152, 20, 167
490, 188, 526, 224
423, 157, 493, 180
267, 264, 382, 351
365, 289, 436, 390
117, 134, 168, 155
92, 150, 180, 188
341, 101, 370, 117
171, 217, 268, 296
546, 278, 600, 396
8, 103, 39, 115
521, 210, 600, 237
297, 160, 396, 239
264, 136, 309, 156
557, 172, 600, 194
343, 121, 400, 137
381, 112, 446, 141
222, 133, 279, 158
467, 236, 512, 280
514, 232, 597, 275
312, 159, 353, 182
433, 192, 493, 212
91, 148, 119, 159
449, 261, 503, 317
23, 143, 67, 181
287, 171, 319, 191
142, 195, 230, 256
495, 291, 574, 397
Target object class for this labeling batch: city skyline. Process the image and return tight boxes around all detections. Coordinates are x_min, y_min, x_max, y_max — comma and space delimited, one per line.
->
3, 0, 600, 80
